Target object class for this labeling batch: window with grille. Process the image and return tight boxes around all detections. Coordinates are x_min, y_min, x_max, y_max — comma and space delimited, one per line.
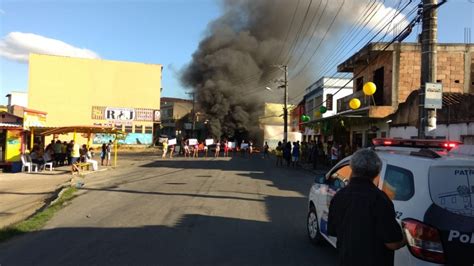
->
145, 126, 153, 134
134, 125, 143, 133
326, 94, 333, 110
356, 77, 364, 91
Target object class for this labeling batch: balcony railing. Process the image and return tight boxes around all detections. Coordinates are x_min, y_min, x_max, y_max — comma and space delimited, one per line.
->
337, 90, 372, 113
337, 90, 395, 118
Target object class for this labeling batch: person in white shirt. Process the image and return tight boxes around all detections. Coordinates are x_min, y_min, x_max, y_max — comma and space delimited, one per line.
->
86, 148, 98, 171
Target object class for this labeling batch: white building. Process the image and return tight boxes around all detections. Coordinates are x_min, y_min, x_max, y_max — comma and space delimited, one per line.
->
5, 92, 28, 109
302, 77, 353, 138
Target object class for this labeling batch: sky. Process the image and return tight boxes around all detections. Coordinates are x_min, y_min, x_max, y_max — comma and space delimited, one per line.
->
0, 0, 473, 105
0, 0, 220, 104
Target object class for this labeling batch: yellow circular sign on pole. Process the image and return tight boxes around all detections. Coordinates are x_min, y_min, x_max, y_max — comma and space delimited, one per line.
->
363, 82, 376, 96
349, 98, 361, 110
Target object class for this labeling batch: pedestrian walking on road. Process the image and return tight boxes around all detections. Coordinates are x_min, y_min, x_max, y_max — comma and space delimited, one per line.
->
283, 141, 292, 167
292, 142, 300, 167
224, 140, 230, 157
100, 144, 107, 166
162, 141, 168, 158
263, 141, 269, 159
204, 144, 209, 157
169, 145, 175, 158
193, 143, 199, 158
275, 141, 283, 166
327, 149, 406, 266
106, 140, 113, 166
184, 142, 190, 158
215, 141, 220, 158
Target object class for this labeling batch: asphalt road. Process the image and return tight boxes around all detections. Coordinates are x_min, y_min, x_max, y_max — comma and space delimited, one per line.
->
0, 154, 337, 265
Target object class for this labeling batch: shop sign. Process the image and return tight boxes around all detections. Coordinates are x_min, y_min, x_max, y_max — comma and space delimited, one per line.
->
23, 112, 47, 130
105, 107, 135, 121
154, 110, 161, 122
425, 83, 443, 109
93, 106, 157, 122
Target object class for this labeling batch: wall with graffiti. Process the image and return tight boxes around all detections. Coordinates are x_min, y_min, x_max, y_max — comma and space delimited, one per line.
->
93, 133, 152, 145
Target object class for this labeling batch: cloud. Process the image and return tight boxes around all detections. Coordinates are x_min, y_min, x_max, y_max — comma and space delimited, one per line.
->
0, 32, 100, 63
365, 2, 410, 35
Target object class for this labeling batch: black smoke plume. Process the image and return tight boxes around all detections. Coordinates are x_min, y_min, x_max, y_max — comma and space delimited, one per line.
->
181, 0, 366, 139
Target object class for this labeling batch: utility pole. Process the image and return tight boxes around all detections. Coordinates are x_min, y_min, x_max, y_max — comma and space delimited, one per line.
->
283, 65, 288, 143
186, 92, 196, 138
418, 0, 442, 138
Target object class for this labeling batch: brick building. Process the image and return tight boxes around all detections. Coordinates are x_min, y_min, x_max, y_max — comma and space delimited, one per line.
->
389, 91, 474, 143
336, 42, 473, 147
159, 97, 193, 138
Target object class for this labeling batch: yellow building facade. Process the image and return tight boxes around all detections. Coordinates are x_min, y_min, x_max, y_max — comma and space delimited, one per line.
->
259, 103, 300, 148
28, 54, 162, 145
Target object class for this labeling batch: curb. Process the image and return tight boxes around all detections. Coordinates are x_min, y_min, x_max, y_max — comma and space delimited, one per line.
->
40, 176, 74, 210
49, 182, 72, 206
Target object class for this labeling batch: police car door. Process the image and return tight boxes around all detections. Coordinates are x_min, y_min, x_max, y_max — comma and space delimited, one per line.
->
319, 162, 351, 244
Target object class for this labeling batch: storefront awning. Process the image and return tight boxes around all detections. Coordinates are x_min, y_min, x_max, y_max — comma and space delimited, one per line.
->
40, 125, 122, 136
0, 123, 23, 129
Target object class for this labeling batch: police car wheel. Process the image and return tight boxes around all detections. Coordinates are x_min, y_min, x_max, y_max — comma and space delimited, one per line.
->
307, 207, 323, 245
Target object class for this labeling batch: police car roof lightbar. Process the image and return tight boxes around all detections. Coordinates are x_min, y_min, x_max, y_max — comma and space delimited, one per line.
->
372, 138, 461, 151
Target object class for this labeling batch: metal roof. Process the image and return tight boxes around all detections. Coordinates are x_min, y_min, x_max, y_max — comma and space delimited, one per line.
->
41, 125, 123, 136
0, 123, 22, 129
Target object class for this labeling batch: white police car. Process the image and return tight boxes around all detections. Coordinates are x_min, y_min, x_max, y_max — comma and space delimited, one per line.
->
307, 138, 474, 265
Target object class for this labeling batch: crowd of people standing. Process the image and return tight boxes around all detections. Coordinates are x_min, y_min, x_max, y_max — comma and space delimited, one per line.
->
160, 139, 258, 159
159, 137, 354, 167
274, 140, 354, 169
28, 139, 113, 171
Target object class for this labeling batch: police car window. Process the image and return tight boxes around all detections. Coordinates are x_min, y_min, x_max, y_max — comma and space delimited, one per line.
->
330, 165, 352, 183
382, 165, 414, 201
429, 167, 474, 218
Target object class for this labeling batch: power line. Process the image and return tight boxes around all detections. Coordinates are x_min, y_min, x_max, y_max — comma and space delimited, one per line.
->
313, 0, 417, 80
301, 8, 422, 115
281, 0, 315, 65
288, 0, 346, 79
299, 0, 383, 79
244, 0, 388, 98
233, 0, 385, 97
237, 0, 412, 99
288, 1, 416, 103
287, 0, 329, 70
274, 0, 302, 64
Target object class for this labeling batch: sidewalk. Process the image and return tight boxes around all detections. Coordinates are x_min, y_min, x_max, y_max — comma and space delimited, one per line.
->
0, 152, 149, 229
0, 168, 77, 229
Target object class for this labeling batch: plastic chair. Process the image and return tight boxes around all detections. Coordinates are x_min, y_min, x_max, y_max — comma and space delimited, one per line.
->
44, 161, 54, 171
21, 154, 38, 173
